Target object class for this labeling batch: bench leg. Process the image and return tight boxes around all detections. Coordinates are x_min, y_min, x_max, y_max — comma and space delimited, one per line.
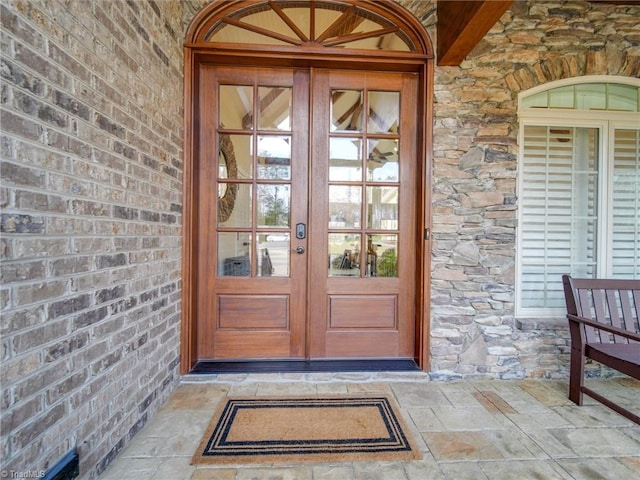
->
568, 346, 585, 405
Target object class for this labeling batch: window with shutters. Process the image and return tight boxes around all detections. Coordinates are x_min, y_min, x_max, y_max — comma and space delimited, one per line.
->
517, 76, 640, 317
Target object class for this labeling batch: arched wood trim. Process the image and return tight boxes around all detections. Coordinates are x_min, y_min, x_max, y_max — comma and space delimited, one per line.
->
185, 0, 434, 59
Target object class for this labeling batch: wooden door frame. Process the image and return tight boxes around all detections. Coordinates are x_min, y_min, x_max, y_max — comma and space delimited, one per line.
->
181, 0, 434, 374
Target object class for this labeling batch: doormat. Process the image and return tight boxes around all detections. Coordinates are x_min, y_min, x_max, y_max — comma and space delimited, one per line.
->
191, 396, 422, 465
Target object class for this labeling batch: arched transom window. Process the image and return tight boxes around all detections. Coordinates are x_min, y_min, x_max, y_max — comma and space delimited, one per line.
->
188, 0, 429, 55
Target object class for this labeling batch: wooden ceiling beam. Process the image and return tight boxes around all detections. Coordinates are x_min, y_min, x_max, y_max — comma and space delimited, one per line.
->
437, 0, 513, 66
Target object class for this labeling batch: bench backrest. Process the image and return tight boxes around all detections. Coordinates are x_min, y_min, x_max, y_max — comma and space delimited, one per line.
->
562, 275, 640, 344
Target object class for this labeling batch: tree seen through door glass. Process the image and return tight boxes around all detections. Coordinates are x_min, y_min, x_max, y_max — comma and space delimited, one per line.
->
257, 184, 290, 228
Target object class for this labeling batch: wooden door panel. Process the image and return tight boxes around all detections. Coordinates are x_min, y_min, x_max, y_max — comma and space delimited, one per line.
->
196, 66, 308, 360
218, 295, 289, 329
328, 295, 397, 329
213, 332, 293, 359
325, 332, 400, 358
308, 70, 418, 360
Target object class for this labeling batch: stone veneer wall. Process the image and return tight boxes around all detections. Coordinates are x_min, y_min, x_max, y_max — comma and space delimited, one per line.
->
1, 0, 189, 477
407, 0, 639, 379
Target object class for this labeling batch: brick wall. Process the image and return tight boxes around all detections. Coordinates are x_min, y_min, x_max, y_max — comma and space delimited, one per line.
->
1, 0, 186, 477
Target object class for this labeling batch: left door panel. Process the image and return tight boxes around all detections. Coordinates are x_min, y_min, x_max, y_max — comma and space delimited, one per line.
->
196, 66, 309, 359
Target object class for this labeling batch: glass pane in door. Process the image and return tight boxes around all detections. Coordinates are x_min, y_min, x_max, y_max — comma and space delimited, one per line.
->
329, 138, 362, 181
217, 81, 294, 278
258, 87, 292, 130
368, 91, 399, 133
257, 184, 290, 227
331, 90, 363, 132
366, 234, 398, 277
219, 85, 253, 129
258, 135, 291, 179
366, 186, 398, 230
219, 134, 252, 179
218, 232, 251, 276
329, 186, 362, 228
328, 233, 361, 277
326, 83, 402, 279
257, 233, 290, 277
367, 139, 398, 181
218, 183, 252, 228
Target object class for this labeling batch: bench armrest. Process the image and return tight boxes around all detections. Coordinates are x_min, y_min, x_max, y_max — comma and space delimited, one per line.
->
567, 314, 640, 343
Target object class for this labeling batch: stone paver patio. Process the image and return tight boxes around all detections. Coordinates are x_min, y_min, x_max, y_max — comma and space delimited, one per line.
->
98, 373, 640, 480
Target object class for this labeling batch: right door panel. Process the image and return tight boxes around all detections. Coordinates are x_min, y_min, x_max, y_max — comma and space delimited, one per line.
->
308, 70, 418, 359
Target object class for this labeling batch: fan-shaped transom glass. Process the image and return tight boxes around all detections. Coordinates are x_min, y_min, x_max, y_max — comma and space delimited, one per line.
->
203, 0, 416, 52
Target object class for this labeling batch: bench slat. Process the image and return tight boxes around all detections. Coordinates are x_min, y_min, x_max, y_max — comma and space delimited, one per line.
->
606, 289, 627, 344
577, 288, 600, 343
620, 289, 638, 339
633, 290, 640, 332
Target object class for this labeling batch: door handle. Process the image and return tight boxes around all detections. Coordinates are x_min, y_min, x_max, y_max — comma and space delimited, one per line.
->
295, 246, 305, 254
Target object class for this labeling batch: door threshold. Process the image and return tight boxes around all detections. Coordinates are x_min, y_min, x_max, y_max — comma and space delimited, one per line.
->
190, 359, 420, 374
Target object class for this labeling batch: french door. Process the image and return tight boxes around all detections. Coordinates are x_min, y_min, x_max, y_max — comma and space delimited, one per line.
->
196, 65, 418, 360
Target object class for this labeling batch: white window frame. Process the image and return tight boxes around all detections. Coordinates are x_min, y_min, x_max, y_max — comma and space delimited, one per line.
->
516, 76, 640, 318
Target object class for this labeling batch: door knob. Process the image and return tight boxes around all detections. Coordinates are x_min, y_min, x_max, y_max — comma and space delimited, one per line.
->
295, 246, 305, 254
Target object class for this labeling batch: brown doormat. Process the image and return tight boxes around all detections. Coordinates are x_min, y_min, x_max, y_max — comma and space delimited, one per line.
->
191, 396, 422, 465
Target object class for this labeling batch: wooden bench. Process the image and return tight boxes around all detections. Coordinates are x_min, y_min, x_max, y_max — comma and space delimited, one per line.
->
562, 275, 640, 424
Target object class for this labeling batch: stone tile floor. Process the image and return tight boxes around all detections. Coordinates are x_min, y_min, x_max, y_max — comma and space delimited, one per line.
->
98, 373, 640, 480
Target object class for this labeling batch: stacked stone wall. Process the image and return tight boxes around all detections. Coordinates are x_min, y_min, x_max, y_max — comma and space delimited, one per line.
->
1, 0, 186, 477
417, 0, 640, 379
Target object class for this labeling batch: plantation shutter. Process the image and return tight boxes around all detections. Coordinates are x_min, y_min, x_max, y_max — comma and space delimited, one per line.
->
611, 128, 640, 278
520, 126, 598, 309
518, 79, 640, 317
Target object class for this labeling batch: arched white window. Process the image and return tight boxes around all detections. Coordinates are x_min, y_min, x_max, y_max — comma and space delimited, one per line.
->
517, 76, 640, 317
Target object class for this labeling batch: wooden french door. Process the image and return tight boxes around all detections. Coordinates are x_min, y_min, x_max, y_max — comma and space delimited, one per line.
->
196, 65, 418, 360
197, 66, 309, 359
308, 70, 417, 359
